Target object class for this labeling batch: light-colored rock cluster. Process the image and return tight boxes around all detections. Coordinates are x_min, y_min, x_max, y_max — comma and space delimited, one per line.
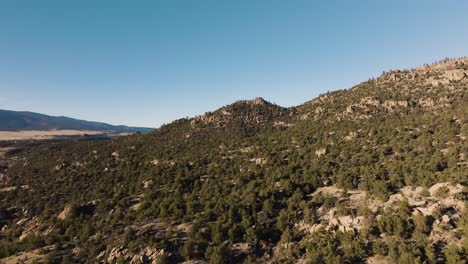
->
298, 182, 466, 246
380, 57, 468, 84
250, 97, 268, 105
273, 121, 295, 128
443, 69, 467, 82
57, 205, 71, 220
315, 148, 327, 157
151, 159, 176, 166
191, 114, 216, 126
97, 246, 166, 264
250, 157, 267, 165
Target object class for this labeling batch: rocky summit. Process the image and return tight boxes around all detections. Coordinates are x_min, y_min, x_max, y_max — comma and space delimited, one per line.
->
0, 57, 467, 263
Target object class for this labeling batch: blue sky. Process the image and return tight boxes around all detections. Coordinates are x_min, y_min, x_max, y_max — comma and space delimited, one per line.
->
1, 0, 467, 127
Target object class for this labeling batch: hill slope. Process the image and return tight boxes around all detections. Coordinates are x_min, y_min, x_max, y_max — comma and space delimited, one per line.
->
0, 109, 153, 133
0, 58, 467, 263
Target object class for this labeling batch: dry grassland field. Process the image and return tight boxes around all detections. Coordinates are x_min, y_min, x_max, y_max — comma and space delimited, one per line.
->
0, 130, 107, 141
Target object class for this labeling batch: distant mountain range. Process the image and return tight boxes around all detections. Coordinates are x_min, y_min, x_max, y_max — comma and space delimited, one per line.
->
0, 109, 153, 133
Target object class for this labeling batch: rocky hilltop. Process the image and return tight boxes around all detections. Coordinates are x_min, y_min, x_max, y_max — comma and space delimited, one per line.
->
189, 97, 292, 129
298, 57, 467, 123
0, 58, 466, 263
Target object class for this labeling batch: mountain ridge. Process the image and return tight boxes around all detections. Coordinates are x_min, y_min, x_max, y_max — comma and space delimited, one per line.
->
0, 109, 153, 133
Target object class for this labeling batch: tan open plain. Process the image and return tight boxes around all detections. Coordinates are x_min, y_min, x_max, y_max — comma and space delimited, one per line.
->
0, 130, 106, 141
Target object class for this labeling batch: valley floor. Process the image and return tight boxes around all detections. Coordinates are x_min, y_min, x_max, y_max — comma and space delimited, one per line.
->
0, 130, 108, 141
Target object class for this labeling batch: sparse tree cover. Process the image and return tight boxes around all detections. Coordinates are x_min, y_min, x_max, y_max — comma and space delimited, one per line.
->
0, 58, 467, 263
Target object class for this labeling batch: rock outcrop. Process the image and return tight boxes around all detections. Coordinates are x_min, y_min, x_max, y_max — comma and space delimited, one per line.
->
298, 182, 466, 245
57, 206, 71, 220
97, 246, 166, 264
443, 69, 467, 82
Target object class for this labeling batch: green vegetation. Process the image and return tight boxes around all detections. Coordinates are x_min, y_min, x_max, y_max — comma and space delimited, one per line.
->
0, 58, 467, 263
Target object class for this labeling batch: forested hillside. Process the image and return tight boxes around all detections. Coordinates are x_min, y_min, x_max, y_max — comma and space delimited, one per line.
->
0, 58, 467, 263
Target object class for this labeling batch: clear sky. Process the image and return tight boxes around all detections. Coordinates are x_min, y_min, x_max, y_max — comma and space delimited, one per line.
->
1, 0, 467, 127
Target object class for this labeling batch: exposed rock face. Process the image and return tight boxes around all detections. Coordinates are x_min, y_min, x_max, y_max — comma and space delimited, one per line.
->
382, 100, 408, 110
323, 209, 366, 233
367, 255, 392, 264
130, 247, 165, 264
98, 246, 165, 264
221, 109, 231, 116
382, 57, 468, 80
361, 97, 380, 107
428, 182, 464, 196
442, 69, 467, 82
385, 70, 406, 81
250, 97, 268, 105
57, 205, 71, 220
107, 246, 130, 263
191, 114, 216, 126
311, 185, 343, 197
328, 57, 467, 121
143, 180, 153, 189
426, 76, 450, 86
18, 217, 40, 241
298, 182, 466, 247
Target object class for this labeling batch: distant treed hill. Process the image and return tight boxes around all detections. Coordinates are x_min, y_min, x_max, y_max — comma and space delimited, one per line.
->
0, 109, 153, 133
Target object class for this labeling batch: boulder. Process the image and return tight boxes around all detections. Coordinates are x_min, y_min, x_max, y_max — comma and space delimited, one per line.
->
107, 246, 130, 263
315, 148, 327, 157
130, 247, 165, 264
250, 157, 267, 165
443, 69, 467, 82
57, 205, 71, 220
250, 97, 267, 105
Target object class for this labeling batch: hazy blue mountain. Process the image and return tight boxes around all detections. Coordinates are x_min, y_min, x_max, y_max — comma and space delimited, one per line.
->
0, 109, 153, 133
